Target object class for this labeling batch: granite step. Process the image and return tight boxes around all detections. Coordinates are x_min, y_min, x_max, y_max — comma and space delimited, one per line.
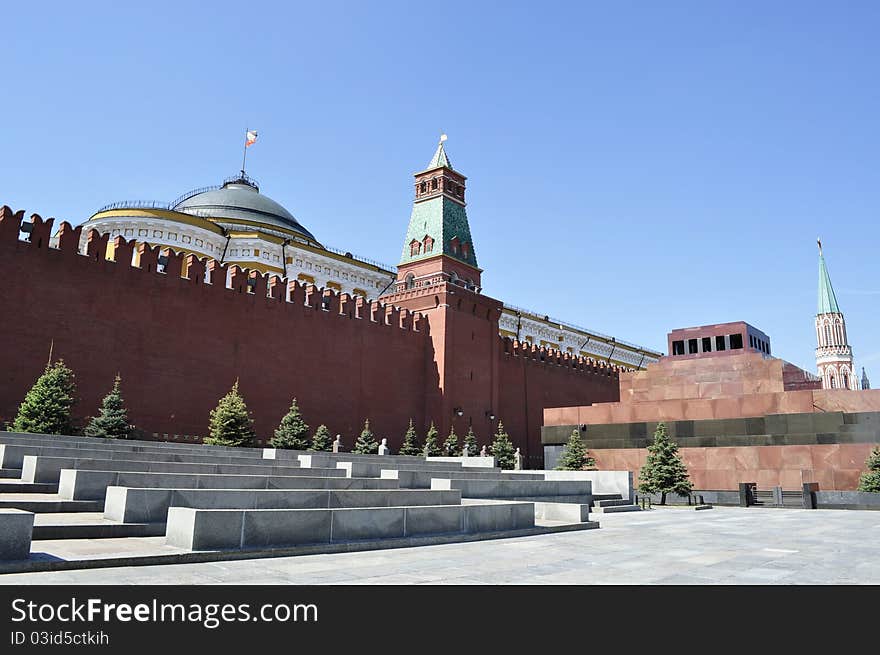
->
0, 480, 58, 494
31, 513, 165, 540
594, 498, 633, 508
165, 501, 537, 552
592, 504, 641, 513
0, 494, 103, 513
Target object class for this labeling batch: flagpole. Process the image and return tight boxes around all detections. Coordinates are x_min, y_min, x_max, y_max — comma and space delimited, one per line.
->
241, 126, 248, 176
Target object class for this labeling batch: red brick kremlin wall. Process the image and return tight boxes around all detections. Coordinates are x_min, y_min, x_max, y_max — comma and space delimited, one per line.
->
0, 208, 620, 464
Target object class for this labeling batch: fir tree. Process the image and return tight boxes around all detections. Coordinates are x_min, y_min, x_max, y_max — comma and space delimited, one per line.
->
204, 381, 255, 447
858, 446, 880, 493
12, 360, 77, 435
84, 374, 130, 439
270, 397, 309, 450
398, 419, 421, 456
352, 419, 378, 454
555, 429, 596, 471
443, 426, 459, 457
490, 421, 516, 470
422, 422, 441, 456
638, 422, 693, 504
309, 424, 333, 452
463, 426, 479, 456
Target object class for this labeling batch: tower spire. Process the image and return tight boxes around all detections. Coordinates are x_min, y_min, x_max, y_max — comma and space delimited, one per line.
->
427, 133, 452, 170
814, 241, 856, 390
817, 237, 840, 315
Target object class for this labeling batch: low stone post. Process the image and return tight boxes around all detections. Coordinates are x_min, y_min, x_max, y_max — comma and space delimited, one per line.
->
332, 435, 342, 453
772, 486, 784, 507
802, 482, 819, 509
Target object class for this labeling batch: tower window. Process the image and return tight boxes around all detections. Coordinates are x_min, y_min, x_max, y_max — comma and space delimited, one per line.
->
420, 182, 427, 194
456, 185, 463, 197
672, 340, 685, 355
423, 235, 434, 253
702, 337, 712, 352
715, 336, 726, 351
688, 339, 698, 354
461, 242, 470, 259
409, 239, 421, 256
431, 179, 438, 190
729, 333, 743, 349
843, 373, 849, 389
405, 273, 415, 290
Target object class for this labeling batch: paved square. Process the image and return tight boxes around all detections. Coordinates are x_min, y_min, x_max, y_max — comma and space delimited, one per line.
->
2, 506, 878, 584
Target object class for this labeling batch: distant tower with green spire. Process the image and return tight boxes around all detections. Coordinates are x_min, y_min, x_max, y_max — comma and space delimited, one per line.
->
815, 239, 856, 390
861, 367, 870, 391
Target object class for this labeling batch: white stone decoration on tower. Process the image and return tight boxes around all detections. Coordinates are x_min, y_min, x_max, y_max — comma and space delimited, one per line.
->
815, 239, 857, 390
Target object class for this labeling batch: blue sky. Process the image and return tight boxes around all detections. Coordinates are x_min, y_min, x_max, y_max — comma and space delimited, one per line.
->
3, 1, 878, 377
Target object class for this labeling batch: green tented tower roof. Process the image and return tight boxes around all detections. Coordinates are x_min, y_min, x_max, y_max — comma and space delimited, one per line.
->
398, 139, 478, 270
399, 196, 477, 268
817, 242, 841, 315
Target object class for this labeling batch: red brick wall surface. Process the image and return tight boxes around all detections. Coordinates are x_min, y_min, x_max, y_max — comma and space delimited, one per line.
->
0, 213, 429, 447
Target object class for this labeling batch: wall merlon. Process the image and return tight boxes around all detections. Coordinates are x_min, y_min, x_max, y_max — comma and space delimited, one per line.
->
86, 229, 109, 261
304, 283, 322, 309
206, 259, 229, 292
27, 214, 54, 249
136, 242, 161, 272
385, 305, 400, 327
164, 248, 185, 279
287, 279, 305, 305
57, 221, 83, 254
0, 206, 24, 241
184, 254, 207, 284
112, 235, 137, 266
338, 292, 353, 317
